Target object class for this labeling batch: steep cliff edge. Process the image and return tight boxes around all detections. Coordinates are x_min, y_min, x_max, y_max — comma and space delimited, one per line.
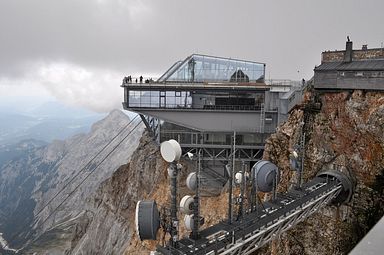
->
263, 90, 384, 254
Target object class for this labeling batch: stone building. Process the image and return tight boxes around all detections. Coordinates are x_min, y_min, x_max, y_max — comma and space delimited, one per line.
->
314, 39, 384, 90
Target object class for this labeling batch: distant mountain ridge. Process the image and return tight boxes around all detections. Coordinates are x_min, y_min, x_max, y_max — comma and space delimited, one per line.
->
0, 101, 105, 146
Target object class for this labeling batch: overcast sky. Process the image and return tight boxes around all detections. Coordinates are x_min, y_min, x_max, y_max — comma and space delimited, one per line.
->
0, 0, 383, 112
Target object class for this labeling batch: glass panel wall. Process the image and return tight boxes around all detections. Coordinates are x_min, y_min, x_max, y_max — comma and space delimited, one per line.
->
127, 90, 264, 111
166, 54, 265, 83
128, 90, 192, 108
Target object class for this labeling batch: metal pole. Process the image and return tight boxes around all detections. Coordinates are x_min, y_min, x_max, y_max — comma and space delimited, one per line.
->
169, 162, 179, 248
250, 164, 255, 212
228, 131, 236, 224
297, 132, 306, 189
272, 170, 277, 200
255, 168, 258, 217
239, 161, 246, 220
299, 133, 306, 187
192, 149, 201, 240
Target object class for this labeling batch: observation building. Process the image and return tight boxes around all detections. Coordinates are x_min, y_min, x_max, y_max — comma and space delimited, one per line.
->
121, 54, 302, 190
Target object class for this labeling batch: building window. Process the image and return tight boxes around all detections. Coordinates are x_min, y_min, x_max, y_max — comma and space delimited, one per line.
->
175, 91, 181, 97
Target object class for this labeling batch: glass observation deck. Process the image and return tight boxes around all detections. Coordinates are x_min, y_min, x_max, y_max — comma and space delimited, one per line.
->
157, 54, 265, 83
122, 54, 268, 112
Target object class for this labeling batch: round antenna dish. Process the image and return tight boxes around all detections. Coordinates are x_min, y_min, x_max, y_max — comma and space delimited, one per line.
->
184, 214, 194, 231
235, 172, 243, 184
251, 160, 280, 192
234, 172, 249, 184
180, 195, 194, 214
135, 200, 160, 240
186, 172, 197, 191
160, 139, 182, 163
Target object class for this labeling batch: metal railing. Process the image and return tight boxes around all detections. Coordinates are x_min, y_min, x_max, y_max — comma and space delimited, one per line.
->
128, 102, 264, 111
266, 79, 303, 87
160, 131, 274, 147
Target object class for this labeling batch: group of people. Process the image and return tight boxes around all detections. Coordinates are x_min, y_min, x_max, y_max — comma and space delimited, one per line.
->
123, 75, 133, 83
123, 75, 154, 84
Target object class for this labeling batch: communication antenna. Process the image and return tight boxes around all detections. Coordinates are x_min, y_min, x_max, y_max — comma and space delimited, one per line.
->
228, 131, 236, 224
251, 160, 280, 193
251, 160, 280, 213
182, 150, 204, 240
161, 139, 182, 247
135, 139, 182, 248
236, 161, 247, 220
192, 149, 202, 239
135, 201, 160, 240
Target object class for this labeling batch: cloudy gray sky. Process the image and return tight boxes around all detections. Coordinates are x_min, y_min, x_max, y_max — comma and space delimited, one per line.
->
0, 0, 383, 112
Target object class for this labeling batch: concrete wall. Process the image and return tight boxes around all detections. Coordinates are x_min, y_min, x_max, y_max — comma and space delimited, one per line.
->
137, 109, 278, 133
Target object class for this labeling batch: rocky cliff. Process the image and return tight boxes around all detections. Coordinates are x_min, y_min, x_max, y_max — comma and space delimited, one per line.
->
262, 90, 384, 254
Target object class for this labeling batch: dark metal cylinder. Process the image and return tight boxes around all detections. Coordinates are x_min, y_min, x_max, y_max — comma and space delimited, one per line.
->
169, 162, 178, 247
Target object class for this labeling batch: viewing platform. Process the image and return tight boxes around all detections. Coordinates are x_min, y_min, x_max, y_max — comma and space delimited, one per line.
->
121, 53, 303, 160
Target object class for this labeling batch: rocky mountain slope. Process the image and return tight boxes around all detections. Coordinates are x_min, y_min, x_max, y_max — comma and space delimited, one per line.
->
262, 90, 384, 254
88, 132, 229, 255
0, 110, 144, 254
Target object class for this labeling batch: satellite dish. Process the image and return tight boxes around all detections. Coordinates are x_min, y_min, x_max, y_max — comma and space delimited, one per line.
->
184, 214, 204, 231
135, 200, 160, 240
184, 214, 194, 231
251, 160, 280, 192
160, 139, 182, 163
234, 172, 249, 184
186, 172, 197, 191
180, 195, 194, 214
235, 172, 243, 184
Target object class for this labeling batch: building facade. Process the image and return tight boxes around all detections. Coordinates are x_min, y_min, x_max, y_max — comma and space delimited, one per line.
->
314, 40, 384, 91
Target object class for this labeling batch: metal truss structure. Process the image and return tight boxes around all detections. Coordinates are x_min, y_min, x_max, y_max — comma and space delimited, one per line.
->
139, 114, 160, 143
183, 146, 264, 162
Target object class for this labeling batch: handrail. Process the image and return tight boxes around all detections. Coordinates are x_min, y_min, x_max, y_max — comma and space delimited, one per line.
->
157, 61, 183, 82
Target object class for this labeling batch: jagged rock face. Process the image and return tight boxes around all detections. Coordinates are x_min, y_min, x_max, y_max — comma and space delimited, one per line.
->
77, 131, 230, 255
0, 109, 144, 254
263, 90, 384, 254
70, 133, 166, 255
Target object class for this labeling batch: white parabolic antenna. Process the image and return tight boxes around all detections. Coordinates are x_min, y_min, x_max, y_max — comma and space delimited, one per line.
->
186, 172, 197, 191
184, 214, 194, 231
180, 195, 194, 214
160, 139, 182, 162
